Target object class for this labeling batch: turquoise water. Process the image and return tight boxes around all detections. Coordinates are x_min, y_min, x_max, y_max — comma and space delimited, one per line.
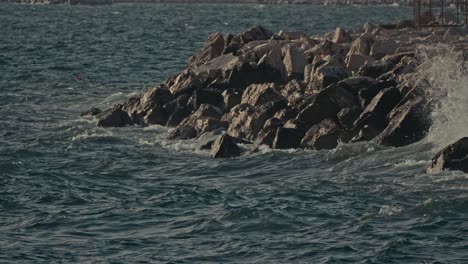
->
2, 3, 468, 263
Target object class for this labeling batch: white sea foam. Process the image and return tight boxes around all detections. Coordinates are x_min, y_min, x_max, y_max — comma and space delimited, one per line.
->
418, 45, 468, 148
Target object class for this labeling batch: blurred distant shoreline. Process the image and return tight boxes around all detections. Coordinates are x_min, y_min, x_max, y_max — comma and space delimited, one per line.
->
1, 0, 414, 6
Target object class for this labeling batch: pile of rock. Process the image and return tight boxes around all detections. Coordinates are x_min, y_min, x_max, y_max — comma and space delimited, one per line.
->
83, 22, 467, 165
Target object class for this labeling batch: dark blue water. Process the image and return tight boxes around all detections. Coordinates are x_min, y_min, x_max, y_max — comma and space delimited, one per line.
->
2, 3, 468, 263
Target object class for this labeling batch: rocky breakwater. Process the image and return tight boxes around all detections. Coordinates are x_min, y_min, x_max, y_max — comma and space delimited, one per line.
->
83, 23, 468, 162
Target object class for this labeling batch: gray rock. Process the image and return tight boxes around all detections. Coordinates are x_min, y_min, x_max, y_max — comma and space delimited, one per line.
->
97, 106, 132, 127
427, 138, 468, 173
241, 83, 286, 106
211, 134, 242, 159
301, 118, 342, 150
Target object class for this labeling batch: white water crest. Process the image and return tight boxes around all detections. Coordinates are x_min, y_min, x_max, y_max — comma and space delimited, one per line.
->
418, 44, 468, 148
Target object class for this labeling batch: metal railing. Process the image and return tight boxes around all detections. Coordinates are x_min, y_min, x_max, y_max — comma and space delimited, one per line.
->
414, 0, 468, 27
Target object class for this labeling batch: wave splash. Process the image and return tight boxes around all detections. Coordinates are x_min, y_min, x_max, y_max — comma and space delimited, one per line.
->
419, 45, 468, 148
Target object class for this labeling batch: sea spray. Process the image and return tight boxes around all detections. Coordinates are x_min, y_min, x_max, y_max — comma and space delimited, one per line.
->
417, 45, 468, 148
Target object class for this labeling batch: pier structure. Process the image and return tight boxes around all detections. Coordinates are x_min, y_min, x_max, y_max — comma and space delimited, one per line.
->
414, 0, 468, 27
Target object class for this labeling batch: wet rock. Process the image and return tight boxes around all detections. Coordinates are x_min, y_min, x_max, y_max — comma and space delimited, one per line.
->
357, 87, 402, 120
337, 106, 361, 129
272, 127, 304, 149
358, 80, 398, 107
224, 104, 269, 141
297, 83, 357, 129
211, 134, 242, 159
97, 106, 132, 127
427, 138, 468, 173
167, 125, 198, 140
374, 98, 430, 147
241, 83, 286, 107
81, 107, 102, 117
256, 117, 283, 147
166, 106, 191, 127
168, 104, 225, 140
283, 45, 307, 79
301, 118, 342, 150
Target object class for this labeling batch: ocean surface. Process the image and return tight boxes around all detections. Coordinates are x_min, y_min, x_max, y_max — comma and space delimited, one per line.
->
1, 3, 468, 263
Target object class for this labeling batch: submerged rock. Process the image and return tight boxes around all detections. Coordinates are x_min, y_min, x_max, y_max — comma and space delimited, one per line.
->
211, 134, 241, 159
428, 138, 468, 173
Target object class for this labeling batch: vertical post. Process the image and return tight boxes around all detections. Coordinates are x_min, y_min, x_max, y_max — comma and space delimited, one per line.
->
441, 0, 444, 26
415, 0, 421, 29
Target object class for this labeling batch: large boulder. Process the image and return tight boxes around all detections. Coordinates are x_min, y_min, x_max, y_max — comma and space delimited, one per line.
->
280, 79, 305, 105
222, 88, 243, 111
97, 105, 132, 128
272, 127, 304, 149
187, 88, 224, 111
283, 46, 307, 79
332, 27, 352, 44
370, 39, 398, 60
168, 104, 225, 140
224, 104, 269, 141
427, 138, 468, 173
374, 98, 430, 147
211, 134, 242, 159
241, 83, 286, 107
166, 70, 203, 97
296, 83, 358, 129
188, 32, 225, 68
310, 66, 349, 90
356, 87, 402, 121
239, 25, 274, 43
301, 118, 342, 150
256, 46, 288, 84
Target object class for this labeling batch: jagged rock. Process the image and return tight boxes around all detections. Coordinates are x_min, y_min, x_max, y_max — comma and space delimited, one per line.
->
357, 60, 394, 79
345, 53, 375, 72
296, 83, 357, 129
374, 98, 430, 147
168, 104, 225, 140
211, 134, 242, 159
272, 127, 304, 149
166, 106, 191, 127
167, 125, 198, 140
257, 46, 288, 84
283, 46, 307, 79
239, 26, 274, 43
81, 107, 101, 117
310, 65, 349, 89
427, 138, 468, 173
348, 36, 372, 56
370, 39, 398, 60
167, 70, 203, 97
192, 53, 239, 82
222, 89, 243, 111
301, 118, 342, 150
188, 88, 224, 111
241, 83, 286, 106
144, 106, 167, 126
188, 32, 225, 68
358, 80, 397, 106
274, 108, 298, 122
256, 117, 283, 147
279, 30, 307, 40
333, 27, 352, 44
338, 76, 378, 96
97, 106, 132, 127
224, 99, 286, 142
280, 79, 305, 105
337, 106, 361, 129
320, 39, 343, 56
357, 87, 402, 120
